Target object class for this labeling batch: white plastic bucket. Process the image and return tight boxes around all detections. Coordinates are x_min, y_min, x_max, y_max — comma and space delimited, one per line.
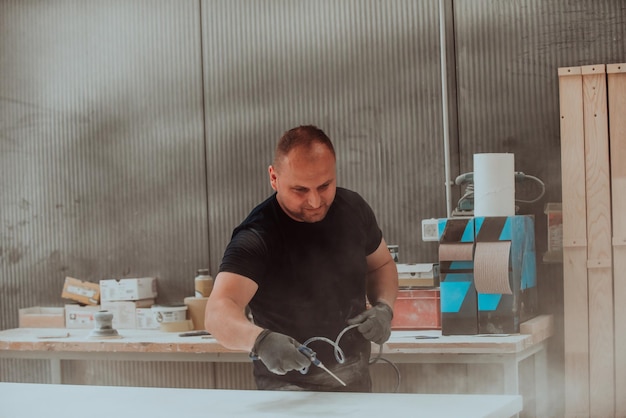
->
151, 305, 187, 323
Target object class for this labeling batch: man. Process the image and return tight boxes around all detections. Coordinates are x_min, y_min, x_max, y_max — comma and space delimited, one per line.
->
204, 125, 398, 392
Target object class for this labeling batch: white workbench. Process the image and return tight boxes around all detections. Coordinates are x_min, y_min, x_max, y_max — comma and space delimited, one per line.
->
0, 382, 522, 418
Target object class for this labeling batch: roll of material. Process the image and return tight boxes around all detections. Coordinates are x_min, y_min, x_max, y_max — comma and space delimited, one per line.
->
184, 296, 208, 330
438, 243, 474, 261
474, 241, 513, 294
473, 153, 515, 217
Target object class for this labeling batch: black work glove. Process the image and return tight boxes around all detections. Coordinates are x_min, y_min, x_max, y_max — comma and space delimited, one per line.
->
347, 302, 394, 345
251, 330, 311, 375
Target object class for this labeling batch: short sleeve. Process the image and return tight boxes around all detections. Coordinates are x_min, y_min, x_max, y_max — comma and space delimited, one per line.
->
361, 199, 383, 255
218, 228, 268, 284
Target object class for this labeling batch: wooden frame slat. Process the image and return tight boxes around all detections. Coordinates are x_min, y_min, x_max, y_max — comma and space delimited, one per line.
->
558, 66, 590, 418
608, 62, 626, 417
581, 64, 614, 418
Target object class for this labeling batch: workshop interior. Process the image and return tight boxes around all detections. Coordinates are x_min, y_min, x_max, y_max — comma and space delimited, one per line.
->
1, 1, 625, 417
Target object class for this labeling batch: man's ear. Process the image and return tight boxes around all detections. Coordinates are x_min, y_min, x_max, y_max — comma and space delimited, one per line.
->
268, 165, 278, 191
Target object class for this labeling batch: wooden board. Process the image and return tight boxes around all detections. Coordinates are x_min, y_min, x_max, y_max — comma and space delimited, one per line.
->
582, 64, 614, 418
519, 313, 554, 345
557, 66, 590, 417
0, 382, 523, 418
608, 62, 626, 417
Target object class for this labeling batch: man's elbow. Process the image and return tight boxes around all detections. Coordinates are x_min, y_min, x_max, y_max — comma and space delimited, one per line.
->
203, 297, 221, 333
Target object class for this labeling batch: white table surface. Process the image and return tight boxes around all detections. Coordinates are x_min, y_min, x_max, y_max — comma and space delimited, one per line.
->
0, 382, 523, 418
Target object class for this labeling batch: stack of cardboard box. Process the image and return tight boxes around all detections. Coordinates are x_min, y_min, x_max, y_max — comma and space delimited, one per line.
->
18, 276, 160, 330
100, 278, 158, 329
62, 277, 101, 329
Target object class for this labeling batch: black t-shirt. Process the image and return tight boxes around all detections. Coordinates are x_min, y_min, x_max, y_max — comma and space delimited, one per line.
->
219, 187, 382, 391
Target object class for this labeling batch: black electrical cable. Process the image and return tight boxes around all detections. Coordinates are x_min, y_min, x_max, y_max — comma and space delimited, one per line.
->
368, 342, 402, 393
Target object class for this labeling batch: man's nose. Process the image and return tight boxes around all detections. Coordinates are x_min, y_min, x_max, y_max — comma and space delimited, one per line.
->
307, 192, 321, 208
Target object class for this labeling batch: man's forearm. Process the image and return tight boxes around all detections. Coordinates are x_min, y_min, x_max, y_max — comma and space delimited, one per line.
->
205, 298, 263, 352
366, 258, 398, 309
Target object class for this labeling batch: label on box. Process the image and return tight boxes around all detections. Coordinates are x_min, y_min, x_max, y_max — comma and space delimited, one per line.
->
547, 213, 563, 252
136, 308, 159, 329
62, 277, 100, 305
101, 299, 155, 329
100, 278, 157, 302
66, 285, 97, 298
65, 304, 100, 329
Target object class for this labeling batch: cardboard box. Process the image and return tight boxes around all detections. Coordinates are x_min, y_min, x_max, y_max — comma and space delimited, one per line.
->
19, 307, 65, 328
101, 299, 154, 329
65, 304, 100, 329
136, 308, 159, 330
397, 263, 439, 288
61, 277, 100, 305
100, 278, 157, 302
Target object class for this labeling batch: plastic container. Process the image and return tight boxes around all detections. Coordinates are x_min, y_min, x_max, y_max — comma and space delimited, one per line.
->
151, 304, 187, 323
390, 288, 441, 330
194, 269, 214, 297
184, 296, 208, 330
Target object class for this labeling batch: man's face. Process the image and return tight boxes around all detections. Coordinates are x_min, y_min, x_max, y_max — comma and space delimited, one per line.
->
269, 142, 336, 223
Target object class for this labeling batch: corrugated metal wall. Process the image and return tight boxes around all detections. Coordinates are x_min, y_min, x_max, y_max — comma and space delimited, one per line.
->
0, 0, 207, 325
1, 0, 625, 413
0, 0, 208, 385
202, 0, 445, 270
455, 0, 625, 206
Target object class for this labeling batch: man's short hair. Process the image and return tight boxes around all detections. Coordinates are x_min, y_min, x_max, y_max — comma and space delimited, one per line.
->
273, 125, 336, 167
